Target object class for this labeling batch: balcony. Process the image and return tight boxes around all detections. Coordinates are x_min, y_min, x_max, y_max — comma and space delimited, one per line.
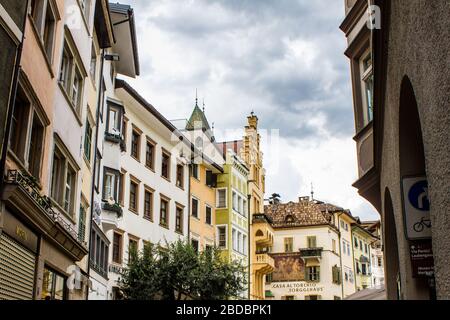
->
300, 247, 323, 259
101, 201, 123, 231
252, 253, 275, 274
253, 214, 274, 246
2, 170, 88, 260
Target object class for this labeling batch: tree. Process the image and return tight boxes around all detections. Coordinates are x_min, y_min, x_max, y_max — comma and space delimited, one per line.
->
118, 240, 247, 300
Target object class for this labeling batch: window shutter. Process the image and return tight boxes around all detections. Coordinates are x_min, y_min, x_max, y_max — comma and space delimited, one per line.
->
305, 267, 310, 281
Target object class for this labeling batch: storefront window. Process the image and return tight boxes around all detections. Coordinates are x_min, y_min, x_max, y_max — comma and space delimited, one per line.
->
41, 267, 66, 300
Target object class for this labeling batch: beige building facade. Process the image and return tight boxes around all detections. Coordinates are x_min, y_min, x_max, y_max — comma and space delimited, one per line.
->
341, 0, 450, 299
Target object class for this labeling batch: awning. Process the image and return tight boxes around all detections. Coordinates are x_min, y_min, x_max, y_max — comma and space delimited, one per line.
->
345, 286, 386, 300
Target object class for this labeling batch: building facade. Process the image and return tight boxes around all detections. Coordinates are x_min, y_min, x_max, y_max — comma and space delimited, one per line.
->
361, 220, 385, 287
100, 79, 190, 299
264, 198, 344, 300
184, 102, 223, 252
341, 0, 450, 299
215, 143, 250, 298
352, 223, 376, 291
0, 0, 94, 300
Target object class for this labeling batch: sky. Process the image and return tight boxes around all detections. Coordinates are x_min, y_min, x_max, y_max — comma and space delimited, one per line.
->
121, 0, 379, 221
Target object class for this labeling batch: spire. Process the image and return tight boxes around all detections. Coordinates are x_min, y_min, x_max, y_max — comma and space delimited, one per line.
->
311, 182, 314, 201
195, 88, 198, 107
203, 98, 206, 113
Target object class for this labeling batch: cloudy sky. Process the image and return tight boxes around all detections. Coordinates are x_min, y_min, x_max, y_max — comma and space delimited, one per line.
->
121, 0, 379, 220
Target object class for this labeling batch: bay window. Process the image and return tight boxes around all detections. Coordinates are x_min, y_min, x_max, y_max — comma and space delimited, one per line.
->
103, 167, 120, 202
360, 50, 373, 125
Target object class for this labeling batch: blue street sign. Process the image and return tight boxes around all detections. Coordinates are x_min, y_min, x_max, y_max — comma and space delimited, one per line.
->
408, 180, 430, 211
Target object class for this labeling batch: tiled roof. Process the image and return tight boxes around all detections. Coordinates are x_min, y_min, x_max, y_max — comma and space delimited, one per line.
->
186, 104, 211, 131
264, 199, 333, 228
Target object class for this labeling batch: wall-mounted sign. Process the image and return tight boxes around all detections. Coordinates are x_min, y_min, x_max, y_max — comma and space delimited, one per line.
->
271, 253, 305, 282
271, 282, 325, 294
402, 176, 431, 240
410, 240, 434, 278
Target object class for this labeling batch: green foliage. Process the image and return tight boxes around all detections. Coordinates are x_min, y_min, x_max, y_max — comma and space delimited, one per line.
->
118, 240, 247, 300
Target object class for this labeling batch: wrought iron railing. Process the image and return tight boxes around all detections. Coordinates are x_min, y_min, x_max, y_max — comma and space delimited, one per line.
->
299, 247, 323, 258
6, 170, 87, 248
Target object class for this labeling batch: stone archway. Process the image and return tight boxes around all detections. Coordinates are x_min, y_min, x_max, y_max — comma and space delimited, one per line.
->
398, 76, 434, 299
383, 188, 400, 300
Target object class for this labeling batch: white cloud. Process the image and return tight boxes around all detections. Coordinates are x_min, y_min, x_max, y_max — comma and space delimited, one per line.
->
122, 0, 380, 221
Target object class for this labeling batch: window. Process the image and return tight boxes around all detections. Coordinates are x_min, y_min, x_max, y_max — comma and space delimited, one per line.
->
243, 234, 247, 255
144, 189, 153, 221
83, 117, 92, 162
232, 191, 237, 211
216, 189, 227, 208
31, 0, 57, 62
332, 239, 336, 253
112, 232, 123, 264
307, 236, 317, 248
354, 237, 358, 248
9, 85, 46, 179
217, 226, 227, 249
90, 226, 109, 278
118, 171, 125, 206
232, 229, 237, 251
362, 263, 367, 275
175, 205, 183, 234
107, 102, 124, 136
192, 239, 199, 253
306, 266, 320, 282
191, 198, 199, 219
305, 295, 320, 300
160, 197, 169, 228
332, 266, 341, 284
378, 257, 383, 267
129, 179, 139, 213
360, 240, 363, 250
161, 150, 171, 180
284, 237, 293, 253
128, 238, 138, 264
103, 167, 120, 202
41, 267, 66, 300
205, 205, 212, 225
78, 201, 87, 243
206, 170, 216, 187
360, 50, 373, 125
131, 129, 140, 160
145, 139, 155, 170
59, 38, 85, 114
176, 164, 184, 188
192, 163, 199, 179
51, 142, 77, 216
89, 43, 97, 82
365, 243, 369, 254
342, 240, 347, 255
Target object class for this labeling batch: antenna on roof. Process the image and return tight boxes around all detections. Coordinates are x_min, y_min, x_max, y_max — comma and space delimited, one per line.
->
311, 182, 314, 201
203, 98, 206, 113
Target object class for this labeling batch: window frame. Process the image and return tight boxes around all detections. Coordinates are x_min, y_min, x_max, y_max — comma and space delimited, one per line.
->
216, 225, 228, 249
112, 231, 123, 264
159, 195, 170, 229
143, 186, 154, 221
175, 203, 184, 234
128, 176, 140, 214
216, 188, 228, 209
145, 137, 156, 171
130, 127, 141, 161
161, 149, 171, 181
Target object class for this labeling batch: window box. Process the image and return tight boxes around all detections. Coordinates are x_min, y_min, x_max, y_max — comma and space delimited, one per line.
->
102, 201, 123, 218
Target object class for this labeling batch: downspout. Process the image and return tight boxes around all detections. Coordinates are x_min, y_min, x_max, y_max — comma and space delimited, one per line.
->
0, 0, 29, 193
337, 212, 345, 299
247, 192, 251, 300
85, 48, 107, 300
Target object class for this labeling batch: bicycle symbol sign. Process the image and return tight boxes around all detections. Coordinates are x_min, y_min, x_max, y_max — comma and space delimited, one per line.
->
402, 176, 432, 240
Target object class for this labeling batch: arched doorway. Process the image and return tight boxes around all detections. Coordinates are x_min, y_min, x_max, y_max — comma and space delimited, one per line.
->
398, 76, 435, 299
383, 188, 400, 300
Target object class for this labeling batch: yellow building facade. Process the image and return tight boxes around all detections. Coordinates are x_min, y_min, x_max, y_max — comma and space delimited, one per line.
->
239, 114, 274, 300
352, 223, 377, 291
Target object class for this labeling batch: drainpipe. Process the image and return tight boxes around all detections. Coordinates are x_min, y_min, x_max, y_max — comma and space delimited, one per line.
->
337, 212, 345, 299
85, 49, 107, 300
247, 192, 251, 300
0, 1, 29, 193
